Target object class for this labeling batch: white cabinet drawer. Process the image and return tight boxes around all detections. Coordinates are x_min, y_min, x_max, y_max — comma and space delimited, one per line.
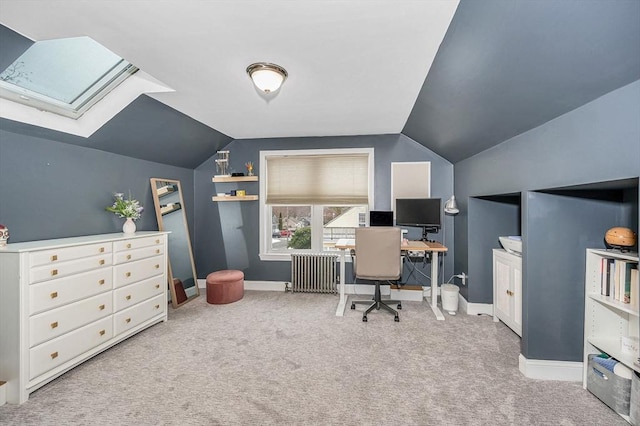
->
30, 255, 112, 284
113, 245, 164, 265
113, 256, 164, 289
30, 268, 113, 314
29, 292, 112, 348
114, 294, 165, 336
113, 275, 165, 312
29, 243, 112, 268
29, 316, 113, 380
114, 236, 163, 253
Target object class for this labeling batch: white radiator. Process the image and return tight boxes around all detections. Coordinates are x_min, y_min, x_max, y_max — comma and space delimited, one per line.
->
290, 253, 338, 294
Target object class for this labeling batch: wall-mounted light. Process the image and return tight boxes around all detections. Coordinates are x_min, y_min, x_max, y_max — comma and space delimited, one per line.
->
246, 62, 288, 94
444, 195, 459, 215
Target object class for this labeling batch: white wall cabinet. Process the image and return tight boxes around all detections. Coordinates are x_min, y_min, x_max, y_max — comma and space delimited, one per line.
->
583, 248, 639, 422
0, 232, 168, 404
493, 249, 522, 336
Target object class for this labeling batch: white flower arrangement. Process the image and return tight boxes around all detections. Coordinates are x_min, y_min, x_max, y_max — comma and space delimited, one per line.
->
105, 192, 144, 220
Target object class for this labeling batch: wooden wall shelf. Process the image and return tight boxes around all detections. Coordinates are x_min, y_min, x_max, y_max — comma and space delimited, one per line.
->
212, 176, 258, 183
212, 195, 259, 202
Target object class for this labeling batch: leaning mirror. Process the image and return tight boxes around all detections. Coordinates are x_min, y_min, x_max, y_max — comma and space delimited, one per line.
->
150, 178, 199, 308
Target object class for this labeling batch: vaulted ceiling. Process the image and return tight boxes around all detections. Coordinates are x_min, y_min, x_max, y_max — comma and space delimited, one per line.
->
1, 0, 639, 167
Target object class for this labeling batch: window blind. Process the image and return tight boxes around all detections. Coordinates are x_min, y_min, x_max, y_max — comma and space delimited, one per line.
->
266, 153, 369, 204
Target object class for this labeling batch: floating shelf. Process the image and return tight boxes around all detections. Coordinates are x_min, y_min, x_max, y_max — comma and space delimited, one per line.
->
160, 203, 182, 215
212, 176, 258, 183
212, 195, 258, 202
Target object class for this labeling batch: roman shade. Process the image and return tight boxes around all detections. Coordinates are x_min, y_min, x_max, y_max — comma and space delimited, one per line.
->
266, 153, 369, 204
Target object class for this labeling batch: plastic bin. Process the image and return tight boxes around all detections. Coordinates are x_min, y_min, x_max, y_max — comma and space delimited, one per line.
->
441, 284, 459, 314
586, 355, 632, 416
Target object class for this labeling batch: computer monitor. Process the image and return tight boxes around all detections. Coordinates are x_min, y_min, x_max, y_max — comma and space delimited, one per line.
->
369, 210, 393, 227
395, 198, 441, 240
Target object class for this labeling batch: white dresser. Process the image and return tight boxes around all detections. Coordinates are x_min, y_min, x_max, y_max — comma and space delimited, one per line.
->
0, 232, 169, 404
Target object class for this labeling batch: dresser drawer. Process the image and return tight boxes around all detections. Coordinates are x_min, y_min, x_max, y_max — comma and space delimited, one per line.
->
114, 294, 165, 336
30, 316, 113, 380
113, 275, 165, 312
30, 268, 113, 314
113, 244, 164, 265
114, 236, 163, 253
113, 255, 165, 289
29, 292, 113, 348
30, 255, 112, 284
29, 243, 112, 267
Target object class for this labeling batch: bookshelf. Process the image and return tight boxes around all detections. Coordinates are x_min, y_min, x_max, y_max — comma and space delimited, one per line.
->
583, 248, 639, 421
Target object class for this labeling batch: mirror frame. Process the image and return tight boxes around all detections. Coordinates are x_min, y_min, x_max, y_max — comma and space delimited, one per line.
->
150, 178, 199, 308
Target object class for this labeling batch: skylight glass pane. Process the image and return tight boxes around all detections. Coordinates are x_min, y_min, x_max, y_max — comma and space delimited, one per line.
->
0, 36, 137, 119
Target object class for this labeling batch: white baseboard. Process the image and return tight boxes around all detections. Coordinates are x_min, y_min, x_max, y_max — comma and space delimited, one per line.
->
245, 281, 287, 292
457, 294, 493, 316
518, 354, 583, 381
0, 381, 6, 406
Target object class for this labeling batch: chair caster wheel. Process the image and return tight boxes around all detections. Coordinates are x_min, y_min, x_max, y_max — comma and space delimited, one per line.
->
394, 316, 399, 322
351, 303, 356, 310
362, 316, 368, 322
397, 304, 402, 310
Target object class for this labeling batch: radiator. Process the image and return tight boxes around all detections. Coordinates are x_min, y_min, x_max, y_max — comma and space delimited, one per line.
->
290, 253, 338, 294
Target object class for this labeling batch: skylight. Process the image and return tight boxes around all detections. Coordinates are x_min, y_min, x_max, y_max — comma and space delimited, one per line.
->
0, 36, 137, 119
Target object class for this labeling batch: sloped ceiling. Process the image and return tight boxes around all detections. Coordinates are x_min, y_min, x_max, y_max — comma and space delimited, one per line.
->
0, 0, 639, 167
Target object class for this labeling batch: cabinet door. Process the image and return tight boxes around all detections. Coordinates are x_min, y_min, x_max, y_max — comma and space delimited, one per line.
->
494, 256, 511, 320
513, 263, 522, 336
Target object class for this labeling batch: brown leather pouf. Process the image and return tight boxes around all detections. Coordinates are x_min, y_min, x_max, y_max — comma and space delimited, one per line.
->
206, 270, 244, 304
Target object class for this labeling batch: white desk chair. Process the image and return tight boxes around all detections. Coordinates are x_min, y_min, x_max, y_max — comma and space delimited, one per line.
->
350, 227, 402, 322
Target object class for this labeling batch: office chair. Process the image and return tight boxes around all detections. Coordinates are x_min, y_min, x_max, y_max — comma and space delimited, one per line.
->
350, 227, 402, 322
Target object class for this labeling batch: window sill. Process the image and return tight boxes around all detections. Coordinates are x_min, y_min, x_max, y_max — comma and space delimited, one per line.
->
259, 251, 352, 262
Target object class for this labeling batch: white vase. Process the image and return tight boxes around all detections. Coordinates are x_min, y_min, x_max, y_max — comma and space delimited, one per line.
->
122, 218, 136, 234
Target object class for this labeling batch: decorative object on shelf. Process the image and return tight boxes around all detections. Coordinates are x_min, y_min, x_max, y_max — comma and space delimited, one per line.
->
0, 224, 9, 248
245, 161, 254, 176
105, 192, 143, 234
605, 227, 637, 251
246, 62, 288, 94
215, 150, 230, 177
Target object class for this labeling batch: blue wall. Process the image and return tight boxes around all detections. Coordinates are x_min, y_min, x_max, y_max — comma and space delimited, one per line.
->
0, 128, 195, 243
454, 79, 640, 362
193, 134, 454, 283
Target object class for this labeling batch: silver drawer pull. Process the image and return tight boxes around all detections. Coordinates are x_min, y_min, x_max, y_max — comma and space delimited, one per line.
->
99, 329, 106, 336
50, 351, 58, 359
126, 295, 131, 300
50, 255, 58, 261
50, 291, 58, 299
51, 269, 58, 276
51, 321, 58, 329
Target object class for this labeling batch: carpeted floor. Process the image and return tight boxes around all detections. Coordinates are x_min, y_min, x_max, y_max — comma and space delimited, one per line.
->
0, 290, 627, 425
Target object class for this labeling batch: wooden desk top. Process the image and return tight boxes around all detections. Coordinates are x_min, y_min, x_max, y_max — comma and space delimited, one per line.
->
334, 239, 447, 252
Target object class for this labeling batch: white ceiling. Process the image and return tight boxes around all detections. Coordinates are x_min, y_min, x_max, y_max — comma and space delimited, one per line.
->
0, 0, 459, 140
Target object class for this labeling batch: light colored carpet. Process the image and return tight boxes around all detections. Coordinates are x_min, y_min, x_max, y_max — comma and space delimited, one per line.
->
0, 291, 627, 425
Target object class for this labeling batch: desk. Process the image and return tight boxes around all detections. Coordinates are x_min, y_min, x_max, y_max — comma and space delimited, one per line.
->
334, 239, 448, 320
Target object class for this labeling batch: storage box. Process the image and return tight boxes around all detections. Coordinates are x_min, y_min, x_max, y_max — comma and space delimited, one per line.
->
631, 371, 639, 426
586, 355, 631, 416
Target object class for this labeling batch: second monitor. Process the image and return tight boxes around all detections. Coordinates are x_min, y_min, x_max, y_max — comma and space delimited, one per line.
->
369, 210, 394, 227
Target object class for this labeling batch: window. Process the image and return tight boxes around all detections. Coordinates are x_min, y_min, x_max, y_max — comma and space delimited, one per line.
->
260, 148, 374, 260
0, 36, 137, 119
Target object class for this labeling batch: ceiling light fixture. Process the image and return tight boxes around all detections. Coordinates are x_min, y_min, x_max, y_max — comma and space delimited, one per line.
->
246, 62, 288, 94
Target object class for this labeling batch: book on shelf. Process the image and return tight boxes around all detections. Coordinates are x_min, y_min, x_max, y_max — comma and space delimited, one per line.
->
599, 257, 638, 305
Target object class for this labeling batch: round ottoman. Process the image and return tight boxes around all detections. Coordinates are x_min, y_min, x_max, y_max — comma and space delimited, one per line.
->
206, 270, 244, 304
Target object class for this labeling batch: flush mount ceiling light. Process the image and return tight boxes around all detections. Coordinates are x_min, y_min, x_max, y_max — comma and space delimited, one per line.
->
246, 62, 288, 94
